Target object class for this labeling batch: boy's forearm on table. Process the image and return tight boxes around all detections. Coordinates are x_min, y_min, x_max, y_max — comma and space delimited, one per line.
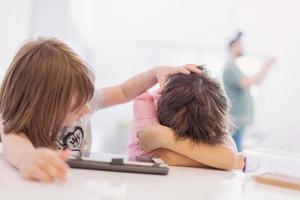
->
163, 139, 238, 170
143, 125, 239, 169
151, 148, 207, 168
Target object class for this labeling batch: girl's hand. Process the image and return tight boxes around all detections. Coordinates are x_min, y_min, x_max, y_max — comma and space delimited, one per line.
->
155, 64, 202, 92
137, 124, 175, 153
19, 148, 70, 183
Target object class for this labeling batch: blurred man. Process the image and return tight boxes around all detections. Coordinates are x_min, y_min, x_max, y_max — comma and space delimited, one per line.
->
223, 32, 274, 151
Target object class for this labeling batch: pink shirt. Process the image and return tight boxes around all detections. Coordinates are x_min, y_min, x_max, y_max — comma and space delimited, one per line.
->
127, 91, 160, 156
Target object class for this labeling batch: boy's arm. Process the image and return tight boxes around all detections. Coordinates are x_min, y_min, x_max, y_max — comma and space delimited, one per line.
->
169, 136, 243, 170
101, 65, 202, 108
151, 143, 244, 169
151, 148, 207, 168
0, 129, 69, 182
138, 124, 244, 170
132, 93, 209, 167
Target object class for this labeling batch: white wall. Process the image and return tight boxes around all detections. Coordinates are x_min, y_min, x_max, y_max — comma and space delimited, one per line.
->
0, 0, 33, 81
1, 0, 300, 153
67, 0, 300, 152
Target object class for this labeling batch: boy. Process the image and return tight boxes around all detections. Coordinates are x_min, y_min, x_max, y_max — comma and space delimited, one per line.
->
128, 66, 244, 169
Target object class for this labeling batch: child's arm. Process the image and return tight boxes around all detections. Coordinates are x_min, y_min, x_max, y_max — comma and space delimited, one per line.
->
138, 125, 244, 170
101, 65, 202, 108
0, 129, 70, 182
152, 145, 244, 169
132, 92, 210, 167
151, 148, 207, 168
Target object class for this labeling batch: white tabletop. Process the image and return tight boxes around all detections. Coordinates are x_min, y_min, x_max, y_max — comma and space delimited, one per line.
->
0, 148, 300, 200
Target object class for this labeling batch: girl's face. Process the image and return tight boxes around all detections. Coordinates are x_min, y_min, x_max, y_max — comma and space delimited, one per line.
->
63, 97, 92, 127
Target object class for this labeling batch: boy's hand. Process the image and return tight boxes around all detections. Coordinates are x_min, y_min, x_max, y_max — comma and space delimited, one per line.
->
137, 124, 175, 153
235, 153, 246, 169
155, 64, 202, 93
19, 148, 70, 183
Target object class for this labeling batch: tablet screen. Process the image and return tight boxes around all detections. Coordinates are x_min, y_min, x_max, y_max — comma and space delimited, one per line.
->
72, 151, 164, 166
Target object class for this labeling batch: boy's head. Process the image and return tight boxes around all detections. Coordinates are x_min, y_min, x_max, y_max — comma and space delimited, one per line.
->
0, 38, 94, 148
157, 66, 233, 145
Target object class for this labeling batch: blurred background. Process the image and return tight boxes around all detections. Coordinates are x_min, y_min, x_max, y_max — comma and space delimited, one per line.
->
1, 0, 300, 154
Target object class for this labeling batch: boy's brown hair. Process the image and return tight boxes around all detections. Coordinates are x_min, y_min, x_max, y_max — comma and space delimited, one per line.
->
0, 38, 94, 148
157, 66, 233, 145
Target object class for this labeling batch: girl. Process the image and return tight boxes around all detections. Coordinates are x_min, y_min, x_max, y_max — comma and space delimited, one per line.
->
0, 38, 201, 182
128, 67, 245, 170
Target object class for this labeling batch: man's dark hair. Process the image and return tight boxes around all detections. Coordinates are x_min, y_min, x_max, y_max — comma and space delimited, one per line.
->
157, 66, 233, 145
228, 31, 243, 48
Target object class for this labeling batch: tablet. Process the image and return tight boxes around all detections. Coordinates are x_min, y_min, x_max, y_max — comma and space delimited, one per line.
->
66, 151, 169, 175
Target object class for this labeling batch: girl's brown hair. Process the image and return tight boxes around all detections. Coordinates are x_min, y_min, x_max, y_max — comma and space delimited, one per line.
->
0, 38, 94, 148
157, 66, 233, 145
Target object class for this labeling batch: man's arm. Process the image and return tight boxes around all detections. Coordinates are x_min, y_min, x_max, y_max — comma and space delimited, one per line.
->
239, 59, 274, 89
